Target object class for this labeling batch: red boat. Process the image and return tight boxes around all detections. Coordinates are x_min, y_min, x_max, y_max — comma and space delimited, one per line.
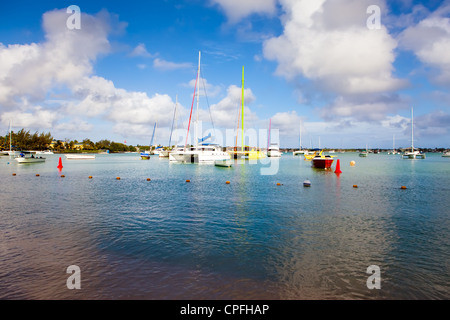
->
311, 153, 335, 169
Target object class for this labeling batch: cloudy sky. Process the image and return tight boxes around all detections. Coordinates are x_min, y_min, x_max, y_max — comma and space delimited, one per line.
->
1, 0, 449, 148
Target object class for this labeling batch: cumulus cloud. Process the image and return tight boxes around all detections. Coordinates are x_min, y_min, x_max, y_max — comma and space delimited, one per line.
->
263, 0, 405, 95
399, 2, 450, 86
0, 9, 180, 141
207, 84, 258, 128
211, 0, 277, 23
129, 43, 153, 58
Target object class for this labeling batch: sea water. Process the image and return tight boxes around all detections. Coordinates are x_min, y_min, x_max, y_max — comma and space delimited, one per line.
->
0, 153, 449, 299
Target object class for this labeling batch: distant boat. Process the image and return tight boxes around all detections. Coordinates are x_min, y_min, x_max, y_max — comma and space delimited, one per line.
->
214, 160, 233, 168
15, 151, 46, 164
359, 145, 369, 157
35, 150, 54, 155
65, 154, 96, 160
443, 151, 450, 157
293, 121, 307, 156
402, 108, 425, 159
267, 144, 282, 157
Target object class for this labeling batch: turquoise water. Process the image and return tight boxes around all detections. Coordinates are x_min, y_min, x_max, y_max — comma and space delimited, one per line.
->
0, 153, 449, 299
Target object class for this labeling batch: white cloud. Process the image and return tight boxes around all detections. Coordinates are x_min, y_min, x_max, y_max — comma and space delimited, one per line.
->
129, 43, 153, 58
399, 2, 450, 86
153, 58, 192, 71
211, 0, 277, 23
0, 9, 182, 142
263, 0, 405, 95
184, 77, 222, 98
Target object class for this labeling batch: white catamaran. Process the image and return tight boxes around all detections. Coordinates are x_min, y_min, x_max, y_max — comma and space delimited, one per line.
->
170, 51, 230, 164
402, 107, 425, 159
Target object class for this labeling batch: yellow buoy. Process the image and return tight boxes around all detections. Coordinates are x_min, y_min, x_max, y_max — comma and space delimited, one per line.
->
350, 161, 356, 167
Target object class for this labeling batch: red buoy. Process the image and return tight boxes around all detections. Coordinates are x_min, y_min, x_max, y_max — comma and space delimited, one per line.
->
334, 159, 342, 174
57, 157, 63, 170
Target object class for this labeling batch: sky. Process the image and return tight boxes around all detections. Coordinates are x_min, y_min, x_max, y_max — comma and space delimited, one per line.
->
1, 0, 449, 149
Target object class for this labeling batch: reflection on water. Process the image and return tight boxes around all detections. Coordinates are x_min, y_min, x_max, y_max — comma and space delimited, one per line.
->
0, 153, 449, 299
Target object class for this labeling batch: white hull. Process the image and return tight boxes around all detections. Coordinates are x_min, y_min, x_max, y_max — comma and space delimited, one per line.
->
170, 151, 230, 163
267, 150, 282, 157
402, 151, 425, 159
65, 154, 96, 160
442, 152, 450, 158
15, 157, 46, 163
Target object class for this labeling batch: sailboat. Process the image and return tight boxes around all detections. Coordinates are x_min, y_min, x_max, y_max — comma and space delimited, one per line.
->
160, 96, 178, 158
387, 135, 398, 155
170, 51, 230, 164
228, 66, 265, 160
293, 122, 308, 156
267, 118, 282, 157
359, 144, 369, 157
402, 107, 425, 159
7, 121, 20, 156
141, 122, 157, 160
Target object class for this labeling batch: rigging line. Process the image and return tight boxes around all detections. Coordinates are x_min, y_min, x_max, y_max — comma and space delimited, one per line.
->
199, 68, 216, 139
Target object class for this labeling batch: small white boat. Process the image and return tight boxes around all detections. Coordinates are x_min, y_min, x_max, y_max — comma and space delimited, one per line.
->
35, 150, 54, 155
402, 108, 425, 160
214, 160, 233, 168
267, 144, 282, 157
442, 151, 450, 158
15, 151, 46, 163
65, 154, 96, 160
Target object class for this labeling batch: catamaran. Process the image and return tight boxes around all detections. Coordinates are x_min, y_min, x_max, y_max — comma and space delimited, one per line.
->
170, 51, 230, 164
402, 107, 425, 159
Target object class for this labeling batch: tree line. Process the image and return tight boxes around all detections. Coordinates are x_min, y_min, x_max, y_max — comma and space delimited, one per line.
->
1, 129, 137, 153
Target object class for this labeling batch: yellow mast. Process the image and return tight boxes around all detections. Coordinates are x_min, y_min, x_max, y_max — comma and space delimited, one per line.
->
241, 66, 244, 152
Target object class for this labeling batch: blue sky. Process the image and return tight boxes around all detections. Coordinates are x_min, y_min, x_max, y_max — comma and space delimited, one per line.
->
1, 0, 449, 149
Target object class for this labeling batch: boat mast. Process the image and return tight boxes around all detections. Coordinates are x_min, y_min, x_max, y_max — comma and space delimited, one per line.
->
195, 51, 201, 147
168, 95, 177, 148
411, 107, 414, 152
9, 120, 12, 152
185, 51, 200, 150
241, 66, 244, 152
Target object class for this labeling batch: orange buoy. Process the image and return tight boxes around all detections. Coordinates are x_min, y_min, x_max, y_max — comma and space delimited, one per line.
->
88, 176, 93, 179
353, 185, 358, 188
226, 181, 230, 184
277, 183, 282, 186
186, 179, 190, 183
12, 173, 16, 176
36, 174, 40, 177
61, 175, 65, 178
147, 178, 151, 181
401, 186, 407, 190
350, 161, 356, 167
116, 177, 121, 180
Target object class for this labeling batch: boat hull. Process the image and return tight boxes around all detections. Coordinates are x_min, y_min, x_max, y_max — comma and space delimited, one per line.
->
312, 158, 334, 169
15, 158, 46, 164
65, 155, 96, 160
